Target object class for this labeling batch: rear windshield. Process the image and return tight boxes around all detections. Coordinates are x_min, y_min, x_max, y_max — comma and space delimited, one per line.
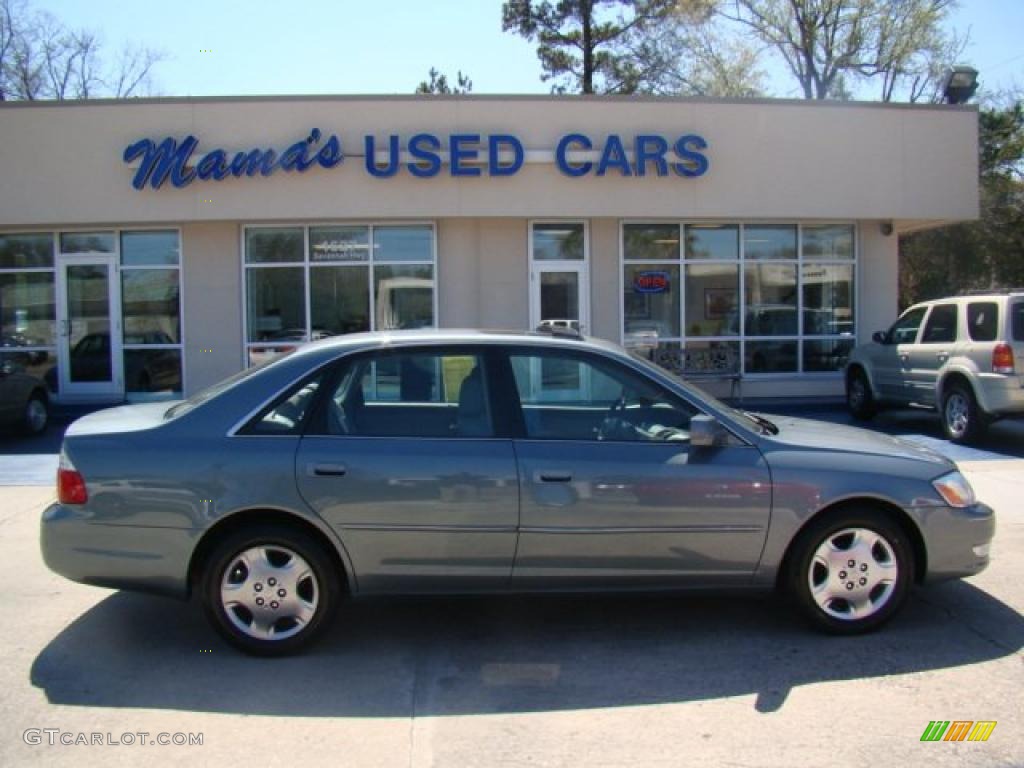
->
1013, 301, 1024, 341
164, 350, 296, 420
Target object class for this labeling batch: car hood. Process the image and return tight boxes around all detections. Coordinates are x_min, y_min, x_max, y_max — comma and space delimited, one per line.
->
758, 414, 954, 469
65, 401, 176, 436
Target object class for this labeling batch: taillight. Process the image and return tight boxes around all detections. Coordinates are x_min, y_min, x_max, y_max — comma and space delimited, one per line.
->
992, 343, 1015, 375
57, 451, 87, 505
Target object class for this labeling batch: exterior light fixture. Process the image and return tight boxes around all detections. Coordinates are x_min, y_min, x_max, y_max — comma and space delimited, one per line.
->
943, 66, 979, 105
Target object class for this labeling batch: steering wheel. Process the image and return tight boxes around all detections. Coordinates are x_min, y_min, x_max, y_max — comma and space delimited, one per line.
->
597, 394, 629, 441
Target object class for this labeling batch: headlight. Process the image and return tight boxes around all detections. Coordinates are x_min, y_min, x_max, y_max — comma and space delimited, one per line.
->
932, 471, 976, 508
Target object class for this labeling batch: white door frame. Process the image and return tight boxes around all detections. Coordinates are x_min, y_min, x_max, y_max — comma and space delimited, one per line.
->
528, 220, 591, 334
56, 254, 124, 400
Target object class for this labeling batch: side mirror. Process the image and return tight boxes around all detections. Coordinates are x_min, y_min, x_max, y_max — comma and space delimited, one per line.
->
690, 414, 727, 448
871, 330, 888, 344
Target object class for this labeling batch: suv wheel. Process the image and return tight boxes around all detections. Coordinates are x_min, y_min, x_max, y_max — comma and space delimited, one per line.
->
22, 393, 48, 435
846, 369, 877, 420
787, 508, 912, 634
941, 383, 984, 444
201, 524, 341, 656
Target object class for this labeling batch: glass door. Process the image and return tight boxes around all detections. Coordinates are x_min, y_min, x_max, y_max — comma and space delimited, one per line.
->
57, 256, 123, 398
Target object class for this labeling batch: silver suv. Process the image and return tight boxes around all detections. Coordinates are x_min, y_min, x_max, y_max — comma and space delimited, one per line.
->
846, 291, 1024, 442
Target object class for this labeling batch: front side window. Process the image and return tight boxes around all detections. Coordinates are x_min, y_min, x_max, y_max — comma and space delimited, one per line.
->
889, 307, 928, 345
244, 224, 436, 365
321, 350, 491, 438
242, 375, 323, 435
921, 304, 958, 344
509, 351, 697, 442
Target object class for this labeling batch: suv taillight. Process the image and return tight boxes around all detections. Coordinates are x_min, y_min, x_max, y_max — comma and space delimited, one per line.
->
57, 451, 87, 505
993, 343, 1015, 375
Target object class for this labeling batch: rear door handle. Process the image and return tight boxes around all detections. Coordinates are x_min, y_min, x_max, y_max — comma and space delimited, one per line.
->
308, 463, 347, 477
535, 470, 573, 483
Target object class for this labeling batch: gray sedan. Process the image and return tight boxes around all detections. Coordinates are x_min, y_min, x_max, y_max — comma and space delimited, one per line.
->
41, 330, 995, 655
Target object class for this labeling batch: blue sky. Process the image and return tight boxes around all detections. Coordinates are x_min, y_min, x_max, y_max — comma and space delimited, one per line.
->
34, 0, 1024, 99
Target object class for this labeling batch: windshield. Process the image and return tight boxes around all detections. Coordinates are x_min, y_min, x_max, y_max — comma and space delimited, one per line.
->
625, 349, 774, 434
164, 350, 296, 420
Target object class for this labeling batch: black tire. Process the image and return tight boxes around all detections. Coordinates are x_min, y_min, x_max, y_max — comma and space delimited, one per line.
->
201, 524, 341, 656
941, 382, 984, 444
22, 392, 48, 435
846, 368, 877, 421
787, 508, 913, 635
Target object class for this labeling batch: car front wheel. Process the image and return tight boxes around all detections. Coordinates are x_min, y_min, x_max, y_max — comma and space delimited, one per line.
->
788, 509, 912, 634
201, 524, 340, 655
846, 369, 876, 420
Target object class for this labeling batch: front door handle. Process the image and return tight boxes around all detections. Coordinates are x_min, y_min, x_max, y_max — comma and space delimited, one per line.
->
535, 470, 573, 483
308, 463, 347, 477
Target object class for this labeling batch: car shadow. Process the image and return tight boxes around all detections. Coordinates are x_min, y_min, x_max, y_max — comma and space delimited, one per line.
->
30, 582, 1022, 718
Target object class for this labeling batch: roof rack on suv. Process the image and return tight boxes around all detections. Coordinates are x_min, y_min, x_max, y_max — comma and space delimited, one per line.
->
956, 288, 1024, 296
533, 323, 584, 340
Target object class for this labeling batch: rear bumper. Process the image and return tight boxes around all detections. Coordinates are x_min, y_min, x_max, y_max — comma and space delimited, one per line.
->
40, 503, 195, 598
921, 501, 995, 582
976, 374, 1024, 417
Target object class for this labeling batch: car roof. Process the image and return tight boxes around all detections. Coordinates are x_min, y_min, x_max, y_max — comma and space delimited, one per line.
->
290, 328, 624, 360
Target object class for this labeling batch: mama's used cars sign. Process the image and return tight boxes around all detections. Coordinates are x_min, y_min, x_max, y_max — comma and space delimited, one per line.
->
123, 128, 709, 190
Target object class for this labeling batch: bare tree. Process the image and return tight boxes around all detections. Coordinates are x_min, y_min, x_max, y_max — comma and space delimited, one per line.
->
717, 0, 964, 101
0, 0, 163, 101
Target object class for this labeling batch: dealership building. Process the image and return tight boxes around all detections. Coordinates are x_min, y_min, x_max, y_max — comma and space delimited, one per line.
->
0, 95, 978, 404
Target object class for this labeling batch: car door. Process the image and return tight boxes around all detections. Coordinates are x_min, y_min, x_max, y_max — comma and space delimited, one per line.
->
295, 346, 520, 593
504, 346, 771, 589
905, 303, 959, 405
874, 306, 928, 401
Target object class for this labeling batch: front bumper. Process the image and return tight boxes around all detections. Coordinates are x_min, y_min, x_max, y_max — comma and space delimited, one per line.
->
41, 503, 196, 598
921, 501, 995, 582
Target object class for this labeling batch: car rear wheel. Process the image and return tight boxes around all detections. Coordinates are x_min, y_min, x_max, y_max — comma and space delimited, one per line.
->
942, 383, 984, 444
846, 369, 876, 420
787, 509, 912, 634
23, 393, 48, 435
201, 524, 340, 655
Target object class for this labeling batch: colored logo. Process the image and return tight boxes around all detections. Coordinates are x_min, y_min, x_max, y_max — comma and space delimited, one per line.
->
634, 270, 670, 294
920, 721, 997, 742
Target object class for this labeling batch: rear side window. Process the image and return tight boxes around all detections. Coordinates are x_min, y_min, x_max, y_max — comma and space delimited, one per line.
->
1013, 302, 1024, 341
920, 304, 958, 344
317, 350, 493, 438
967, 302, 999, 342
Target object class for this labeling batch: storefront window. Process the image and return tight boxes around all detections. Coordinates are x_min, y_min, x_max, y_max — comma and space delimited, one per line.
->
623, 224, 679, 261
623, 264, 679, 339
532, 223, 585, 261
622, 222, 856, 377
246, 267, 306, 342
685, 224, 739, 260
121, 230, 180, 266
0, 233, 54, 269
802, 225, 854, 259
310, 266, 370, 335
685, 264, 739, 337
245, 227, 304, 264
120, 230, 183, 396
0, 234, 56, 388
59, 232, 115, 254
744, 225, 797, 260
244, 224, 436, 364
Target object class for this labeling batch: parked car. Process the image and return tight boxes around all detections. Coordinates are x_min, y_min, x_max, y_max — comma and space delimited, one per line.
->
41, 329, 993, 655
0, 356, 49, 435
846, 290, 1024, 442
